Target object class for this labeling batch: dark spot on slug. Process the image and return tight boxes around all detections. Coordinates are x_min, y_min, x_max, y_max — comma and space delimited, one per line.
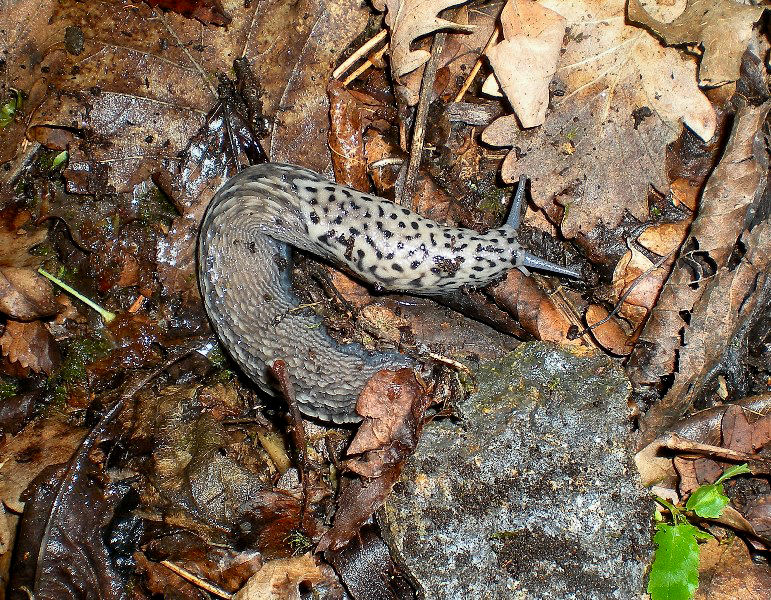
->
472, 266, 484, 272
399, 222, 406, 229
397, 241, 405, 250
401, 208, 411, 215
383, 230, 393, 239
376, 221, 384, 230
334, 215, 343, 225
430, 233, 436, 246
430, 267, 440, 274
365, 235, 376, 247
392, 263, 404, 272
390, 213, 397, 219
357, 249, 365, 258
325, 186, 336, 192
410, 260, 420, 269
411, 222, 419, 230
350, 227, 360, 236
385, 252, 394, 259
378, 205, 384, 217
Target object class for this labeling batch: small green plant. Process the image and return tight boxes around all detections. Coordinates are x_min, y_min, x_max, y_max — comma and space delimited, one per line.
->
0, 90, 22, 128
648, 463, 751, 600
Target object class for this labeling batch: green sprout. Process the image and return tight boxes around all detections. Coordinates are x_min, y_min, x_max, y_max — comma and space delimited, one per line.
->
38, 267, 116, 323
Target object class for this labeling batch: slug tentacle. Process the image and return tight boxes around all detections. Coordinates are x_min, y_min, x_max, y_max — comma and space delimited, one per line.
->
198, 163, 579, 422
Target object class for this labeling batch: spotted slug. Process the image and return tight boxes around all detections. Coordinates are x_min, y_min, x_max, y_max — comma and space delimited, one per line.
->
198, 163, 579, 422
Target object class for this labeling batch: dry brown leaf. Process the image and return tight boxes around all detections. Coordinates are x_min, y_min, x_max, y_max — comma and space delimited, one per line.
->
489, 269, 582, 345
584, 304, 633, 356
0, 319, 60, 376
610, 246, 672, 330
695, 535, 771, 600
373, 0, 472, 77
233, 554, 324, 600
637, 222, 690, 256
482, 0, 716, 240
628, 0, 766, 87
483, 0, 566, 128
628, 102, 771, 441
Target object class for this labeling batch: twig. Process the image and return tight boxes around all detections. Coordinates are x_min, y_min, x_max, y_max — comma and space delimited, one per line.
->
38, 268, 116, 323
454, 25, 500, 103
342, 44, 389, 86
333, 29, 389, 79
271, 360, 309, 525
399, 31, 449, 208
161, 560, 232, 599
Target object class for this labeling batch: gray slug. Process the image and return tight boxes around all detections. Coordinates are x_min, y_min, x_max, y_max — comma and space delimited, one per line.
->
198, 163, 579, 423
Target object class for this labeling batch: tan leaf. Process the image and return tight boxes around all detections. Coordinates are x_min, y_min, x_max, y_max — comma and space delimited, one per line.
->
482, 0, 716, 240
628, 0, 766, 86
0, 319, 60, 375
695, 536, 771, 600
233, 554, 324, 600
373, 0, 473, 77
484, 0, 566, 128
584, 304, 633, 356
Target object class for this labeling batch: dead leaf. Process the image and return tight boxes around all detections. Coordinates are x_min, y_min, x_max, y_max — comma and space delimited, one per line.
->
628, 102, 771, 441
489, 269, 581, 344
584, 304, 633, 356
233, 554, 324, 600
143, 0, 231, 26
695, 535, 771, 600
628, 0, 766, 87
610, 246, 673, 331
483, 0, 566, 128
483, 0, 716, 240
0, 320, 60, 375
317, 369, 430, 552
373, 0, 472, 77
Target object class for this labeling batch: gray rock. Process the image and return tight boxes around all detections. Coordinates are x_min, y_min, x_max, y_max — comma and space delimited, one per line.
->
380, 343, 653, 600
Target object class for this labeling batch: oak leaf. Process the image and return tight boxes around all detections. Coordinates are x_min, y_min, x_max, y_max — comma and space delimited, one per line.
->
482, 0, 716, 240
373, 0, 472, 77
628, 0, 765, 87
483, 0, 566, 128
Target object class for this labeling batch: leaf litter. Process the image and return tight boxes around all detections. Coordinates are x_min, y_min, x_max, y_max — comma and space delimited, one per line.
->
0, 0, 770, 597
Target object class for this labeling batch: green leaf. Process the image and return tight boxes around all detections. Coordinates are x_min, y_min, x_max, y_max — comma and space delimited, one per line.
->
51, 151, 68, 169
686, 464, 750, 518
686, 483, 728, 518
648, 523, 703, 600
715, 463, 751, 485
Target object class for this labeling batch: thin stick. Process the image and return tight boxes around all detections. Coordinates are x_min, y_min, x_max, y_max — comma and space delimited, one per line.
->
161, 560, 232, 599
342, 44, 389, 86
333, 29, 389, 79
400, 31, 449, 208
454, 25, 500, 102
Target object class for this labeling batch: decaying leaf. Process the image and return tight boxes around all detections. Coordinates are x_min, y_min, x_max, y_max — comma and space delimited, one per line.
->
483, 0, 566, 128
695, 535, 771, 600
233, 553, 324, 600
0, 211, 56, 320
317, 369, 430, 552
482, 0, 716, 240
628, 0, 766, 87
0, 320, 60, 375
628, 101, 771, 441
373, 0, 472, 77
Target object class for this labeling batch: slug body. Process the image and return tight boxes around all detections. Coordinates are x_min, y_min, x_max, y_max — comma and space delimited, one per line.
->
198, 163, 577, 422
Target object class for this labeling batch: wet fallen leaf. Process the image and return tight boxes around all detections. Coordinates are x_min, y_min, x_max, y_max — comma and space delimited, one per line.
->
628, 0, 766, 87
325, 524, 414, 600
483, 0, 716, 242
373, 0, 472, 78
0, 320, 60, 376
143, 0, 231, 26
7, 462, 128, 600
317, 369, 430, 552
233, 553, 324, 600
483, 0, 566, 128
610, 246, 673, 331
